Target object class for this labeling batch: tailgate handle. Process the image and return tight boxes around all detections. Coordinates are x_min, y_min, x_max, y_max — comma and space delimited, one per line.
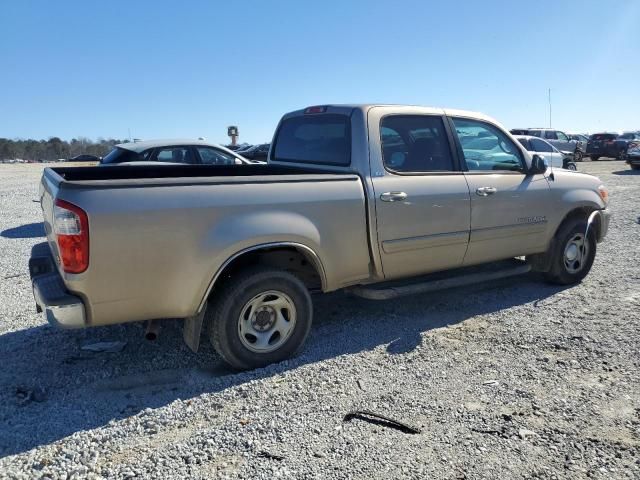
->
380, 192, 408, 202
476, 187, 497, 196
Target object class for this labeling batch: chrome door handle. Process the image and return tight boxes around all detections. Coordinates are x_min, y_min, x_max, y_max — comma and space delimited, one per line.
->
476, 187, 497, 196
380, 191, 408, 202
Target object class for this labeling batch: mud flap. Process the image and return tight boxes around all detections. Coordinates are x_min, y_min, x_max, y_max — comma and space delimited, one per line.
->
183, 306, 207, 353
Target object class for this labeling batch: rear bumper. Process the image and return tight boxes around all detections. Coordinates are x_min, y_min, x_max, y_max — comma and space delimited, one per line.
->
29, 249, 86, 329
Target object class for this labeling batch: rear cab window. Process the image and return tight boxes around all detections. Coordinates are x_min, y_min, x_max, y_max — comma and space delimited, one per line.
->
272, 114, 351, 166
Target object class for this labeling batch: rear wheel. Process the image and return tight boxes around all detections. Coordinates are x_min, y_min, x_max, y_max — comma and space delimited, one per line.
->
574, 150, 583, 162
207, 267, 313, 370
544, 218, 596, 285
590, 155, 601, 161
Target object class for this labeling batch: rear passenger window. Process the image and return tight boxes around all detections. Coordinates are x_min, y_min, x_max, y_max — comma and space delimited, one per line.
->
380, 115, 454, 172
452, 118, 524, 172
154, 147, 192, 164
545, 131, 558, 140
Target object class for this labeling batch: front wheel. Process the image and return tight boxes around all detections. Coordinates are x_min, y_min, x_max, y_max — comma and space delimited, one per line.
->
566, 162, 577, 171
544, 218, 596, 285
574, 150, 583, 162
207, 267, 313, 370
631, 164, 640, 170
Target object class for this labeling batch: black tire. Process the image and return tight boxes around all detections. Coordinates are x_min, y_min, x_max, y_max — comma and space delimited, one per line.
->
566, 162, 577, 171
543, 217, 596, 285
590, 155, 600, 161
574, 150, 583, 162
207, 267, 312, 370
631, 164, 640, 170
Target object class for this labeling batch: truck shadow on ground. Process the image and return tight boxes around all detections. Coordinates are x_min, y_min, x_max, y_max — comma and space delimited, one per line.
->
0, 275, 568, 457
612, 169, 639, 175
0, 222, 45, 239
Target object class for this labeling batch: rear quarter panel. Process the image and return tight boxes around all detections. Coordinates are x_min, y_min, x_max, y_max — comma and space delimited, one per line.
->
55, 177, 370, 326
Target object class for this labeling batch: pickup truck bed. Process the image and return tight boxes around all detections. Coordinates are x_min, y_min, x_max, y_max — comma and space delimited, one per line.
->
36, 164, 372, 330
50, 163, 345, 182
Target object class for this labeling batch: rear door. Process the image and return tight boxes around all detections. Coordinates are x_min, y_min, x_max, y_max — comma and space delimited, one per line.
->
449, 116, 552, 265
368, 109, 471, 279
553, 131, 574, 152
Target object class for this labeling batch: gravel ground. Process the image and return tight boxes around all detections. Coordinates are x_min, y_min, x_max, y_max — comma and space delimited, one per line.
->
0, 161, 638, 479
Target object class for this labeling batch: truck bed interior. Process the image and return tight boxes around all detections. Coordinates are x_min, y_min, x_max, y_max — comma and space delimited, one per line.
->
50, 164, 334, 182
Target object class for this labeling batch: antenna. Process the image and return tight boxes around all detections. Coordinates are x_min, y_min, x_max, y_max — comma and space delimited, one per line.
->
548, 88, 552, 128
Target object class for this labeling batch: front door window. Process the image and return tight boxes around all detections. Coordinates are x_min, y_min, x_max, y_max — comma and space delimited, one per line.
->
452, 118, 524, 172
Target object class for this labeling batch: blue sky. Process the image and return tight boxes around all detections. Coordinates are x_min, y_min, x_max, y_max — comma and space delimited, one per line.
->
1, 0, 639, 144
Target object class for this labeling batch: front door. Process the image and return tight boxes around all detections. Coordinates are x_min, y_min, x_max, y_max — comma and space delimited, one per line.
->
370, 113, 471, 280
449, 117, 552, 266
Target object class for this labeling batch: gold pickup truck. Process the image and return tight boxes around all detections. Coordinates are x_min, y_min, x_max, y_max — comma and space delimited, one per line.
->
30, 105, 611, 369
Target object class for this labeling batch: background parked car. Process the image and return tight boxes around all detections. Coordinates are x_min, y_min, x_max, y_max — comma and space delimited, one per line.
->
235, 144, 255, 153
100, 139, 253, 166
625, 140, 640, 170
615, 132, 640, 159
240, 143, 270, 161
515, 135, 576, 170
586, 133, 623, 161
225, 143, 251, 151
524, 128, 583, 162
567, 133, 589, 156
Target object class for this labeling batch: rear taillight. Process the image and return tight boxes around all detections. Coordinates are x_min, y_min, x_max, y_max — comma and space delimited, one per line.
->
54, 199, 89, 273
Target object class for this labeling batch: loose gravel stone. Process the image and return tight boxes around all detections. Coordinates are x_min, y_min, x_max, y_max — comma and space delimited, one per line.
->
0, 161, 638, 479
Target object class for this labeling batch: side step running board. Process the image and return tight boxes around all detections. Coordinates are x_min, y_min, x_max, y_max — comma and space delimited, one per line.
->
348, 261, 531, 300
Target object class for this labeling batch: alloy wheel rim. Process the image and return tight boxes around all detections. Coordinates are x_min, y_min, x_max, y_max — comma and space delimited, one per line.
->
238, 290, 297, 353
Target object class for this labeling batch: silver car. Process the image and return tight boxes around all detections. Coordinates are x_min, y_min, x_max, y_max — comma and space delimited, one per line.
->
515, 135, 577, 170
526, 129, 583, 162
100, 139, 257, 166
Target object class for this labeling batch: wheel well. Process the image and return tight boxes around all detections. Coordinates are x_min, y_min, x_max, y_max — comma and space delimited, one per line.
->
210, 246, 323, 298
559, 207, 601, 240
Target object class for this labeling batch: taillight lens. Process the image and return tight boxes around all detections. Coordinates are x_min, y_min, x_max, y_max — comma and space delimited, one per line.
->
54, 199, 89, 273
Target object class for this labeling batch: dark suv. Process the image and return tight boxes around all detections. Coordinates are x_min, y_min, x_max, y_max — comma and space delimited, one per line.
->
586, 133, 623, 161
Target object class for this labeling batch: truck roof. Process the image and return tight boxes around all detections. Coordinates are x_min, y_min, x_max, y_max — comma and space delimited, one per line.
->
286, 104, 496, 123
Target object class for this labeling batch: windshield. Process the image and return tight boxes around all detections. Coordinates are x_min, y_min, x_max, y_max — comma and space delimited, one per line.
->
272, 114, 350, 166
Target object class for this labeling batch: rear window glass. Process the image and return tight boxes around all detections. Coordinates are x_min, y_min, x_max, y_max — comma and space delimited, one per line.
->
101, 147, 150, 164
273, 114, 350, 166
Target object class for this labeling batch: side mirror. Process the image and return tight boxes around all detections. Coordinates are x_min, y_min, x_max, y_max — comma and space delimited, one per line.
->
529, 154, 547, 175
